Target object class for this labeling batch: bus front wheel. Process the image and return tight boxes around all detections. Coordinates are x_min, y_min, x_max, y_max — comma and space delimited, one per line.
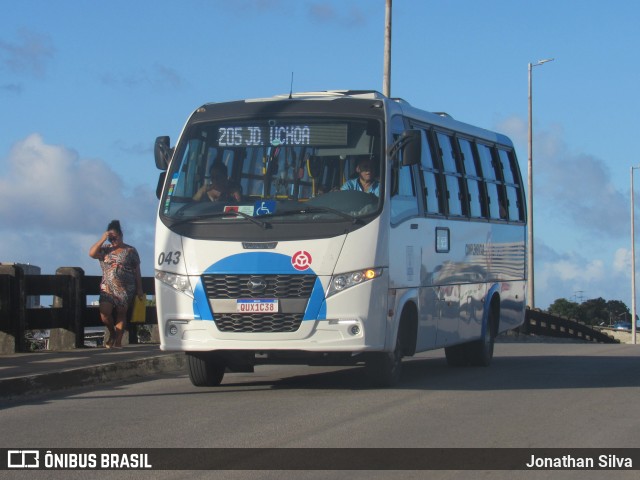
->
187, 352, 226, 387
365, 334, 403, 387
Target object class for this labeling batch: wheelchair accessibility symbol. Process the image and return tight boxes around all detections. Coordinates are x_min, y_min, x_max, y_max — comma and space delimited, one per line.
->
254, 200, 276, 216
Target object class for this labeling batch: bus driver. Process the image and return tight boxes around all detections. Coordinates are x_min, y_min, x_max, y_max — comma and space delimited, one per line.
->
341, 157, 380, 196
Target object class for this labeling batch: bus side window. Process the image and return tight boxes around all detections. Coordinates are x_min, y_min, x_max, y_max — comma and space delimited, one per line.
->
466, 178, 484, 218
486, 182, 503, 220
418, 129, 444, 215
391, 164, 419, 223
458, 138, 479, 176
436, 132, 457, 172
423, 171, 443, 215
477, 143, 497, 180
506, 185, 524, 221
444, 175, 464, 216
436, 132, 465, 217
497, 149, 516, 183
458, 137, 484, 218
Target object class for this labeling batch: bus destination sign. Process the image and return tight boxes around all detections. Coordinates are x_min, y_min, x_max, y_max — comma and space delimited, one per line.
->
217, 123, 348, 147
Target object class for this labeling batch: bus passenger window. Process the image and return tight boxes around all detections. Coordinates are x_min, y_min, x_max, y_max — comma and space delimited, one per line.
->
419, 129, 437, 169
391, 164, 419, 223
466, 178, 483, 218
444, 175, 464, 216
423, 171, 443, 215
486, 182, 502, 219
477, 143, 497, 180
458, 138, 479, 176
506, 186, 523, 221
436, 132, 458, 173
497, 149, 516, 184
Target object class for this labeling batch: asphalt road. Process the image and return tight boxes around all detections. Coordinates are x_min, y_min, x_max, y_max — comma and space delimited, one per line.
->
1, 342, 639, 480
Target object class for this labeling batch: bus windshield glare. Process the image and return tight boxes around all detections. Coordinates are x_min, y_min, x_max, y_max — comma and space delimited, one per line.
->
161, 117, 383, 223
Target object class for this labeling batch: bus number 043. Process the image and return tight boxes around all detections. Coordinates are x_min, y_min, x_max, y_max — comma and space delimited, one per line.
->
158, 251, 181, 266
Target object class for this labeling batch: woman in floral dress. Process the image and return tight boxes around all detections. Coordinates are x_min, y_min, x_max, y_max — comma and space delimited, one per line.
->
89, 220, 143, 348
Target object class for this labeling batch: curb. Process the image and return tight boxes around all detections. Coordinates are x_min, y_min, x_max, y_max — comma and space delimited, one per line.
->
0, 353, 186, 400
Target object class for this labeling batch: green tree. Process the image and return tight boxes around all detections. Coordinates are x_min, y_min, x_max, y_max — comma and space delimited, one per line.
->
577, 297, 609, 325
606, 300, 630, 325
548, 297, 631, 326
548, 298, 580, 319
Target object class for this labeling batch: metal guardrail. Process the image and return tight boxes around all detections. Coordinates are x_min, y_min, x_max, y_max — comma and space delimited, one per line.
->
525, 308, 619, 344
0, 265, 156, 353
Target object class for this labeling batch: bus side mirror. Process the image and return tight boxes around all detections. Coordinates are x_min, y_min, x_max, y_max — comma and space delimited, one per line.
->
155, 136, 171, 170
401, 129, 421, 166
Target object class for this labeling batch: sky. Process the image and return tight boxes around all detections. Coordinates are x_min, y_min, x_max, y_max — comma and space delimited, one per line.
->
1, 0, 639, 310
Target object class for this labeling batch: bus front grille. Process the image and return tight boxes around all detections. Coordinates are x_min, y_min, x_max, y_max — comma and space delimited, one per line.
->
201, 274, 316, 333
202, 274, 316, 299
214, 313, 303, 333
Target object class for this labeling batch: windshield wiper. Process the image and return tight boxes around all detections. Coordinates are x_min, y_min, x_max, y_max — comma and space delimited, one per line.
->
172, 211, 271, 229
262, 206, 362, 224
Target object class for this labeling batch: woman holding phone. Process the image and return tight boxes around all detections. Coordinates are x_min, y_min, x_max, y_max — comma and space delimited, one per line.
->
89, 220, 143, 348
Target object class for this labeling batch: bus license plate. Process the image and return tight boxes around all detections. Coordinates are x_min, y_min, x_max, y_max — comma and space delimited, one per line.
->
236, 299, 278, 313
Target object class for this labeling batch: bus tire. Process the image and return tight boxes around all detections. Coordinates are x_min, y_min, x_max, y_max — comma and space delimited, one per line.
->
445, 304, 498, 367
365, 333, 403, 387
468, 306, 497, 367
187, 352, 226, 387
444, 343, 468, 367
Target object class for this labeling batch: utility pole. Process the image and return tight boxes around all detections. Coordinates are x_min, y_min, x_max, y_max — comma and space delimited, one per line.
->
383, 0, 392, 97
527, 58, 554, 309
632, 166, 638, 344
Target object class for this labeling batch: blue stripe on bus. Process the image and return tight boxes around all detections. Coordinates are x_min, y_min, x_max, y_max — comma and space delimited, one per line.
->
304, 277, 326, 320
193, 252, 326, 322
193, 281, 209, 320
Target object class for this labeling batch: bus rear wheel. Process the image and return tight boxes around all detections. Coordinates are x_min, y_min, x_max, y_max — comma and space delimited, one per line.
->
445, 306, 497, 367
186, 352, 226, 387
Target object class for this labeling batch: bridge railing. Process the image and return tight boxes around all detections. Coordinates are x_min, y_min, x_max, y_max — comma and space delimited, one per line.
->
0, 264, 157, 353
525, 308, 619, 344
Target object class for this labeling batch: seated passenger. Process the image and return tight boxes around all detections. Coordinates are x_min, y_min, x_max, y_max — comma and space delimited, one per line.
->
341, 157, 380, 196
193, 163, 236, 202
227, 181, 243, 202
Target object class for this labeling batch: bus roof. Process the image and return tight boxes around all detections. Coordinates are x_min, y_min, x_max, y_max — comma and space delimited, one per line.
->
197, 90, 514, 148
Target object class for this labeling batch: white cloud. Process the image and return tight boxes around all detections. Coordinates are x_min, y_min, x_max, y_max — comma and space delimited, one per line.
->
535, 241, 630, 308
498, 116, 632, 307
0, 134, 157, 275
614, 247, 631, 274
498, 117, 629, 237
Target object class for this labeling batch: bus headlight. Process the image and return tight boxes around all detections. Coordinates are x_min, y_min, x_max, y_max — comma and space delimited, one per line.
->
155, 270, 194, 298
327, 268, 382, 298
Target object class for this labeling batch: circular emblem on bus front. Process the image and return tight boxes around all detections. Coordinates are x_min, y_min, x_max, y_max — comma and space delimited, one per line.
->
292, 250, 312, 271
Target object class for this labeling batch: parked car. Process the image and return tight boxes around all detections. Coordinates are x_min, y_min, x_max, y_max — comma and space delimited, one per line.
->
613, 322, 632, 330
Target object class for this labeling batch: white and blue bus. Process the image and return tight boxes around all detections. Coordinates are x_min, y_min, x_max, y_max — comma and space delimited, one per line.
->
153, 90, 526, 387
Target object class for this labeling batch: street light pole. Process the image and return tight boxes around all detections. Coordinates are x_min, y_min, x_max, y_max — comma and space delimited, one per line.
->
527, 58, 554, 309
383, 0, 392, 97
631, 166, 638, 345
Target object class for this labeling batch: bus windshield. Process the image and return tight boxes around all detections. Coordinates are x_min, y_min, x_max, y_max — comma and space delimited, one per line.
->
161, 117, 383, 224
